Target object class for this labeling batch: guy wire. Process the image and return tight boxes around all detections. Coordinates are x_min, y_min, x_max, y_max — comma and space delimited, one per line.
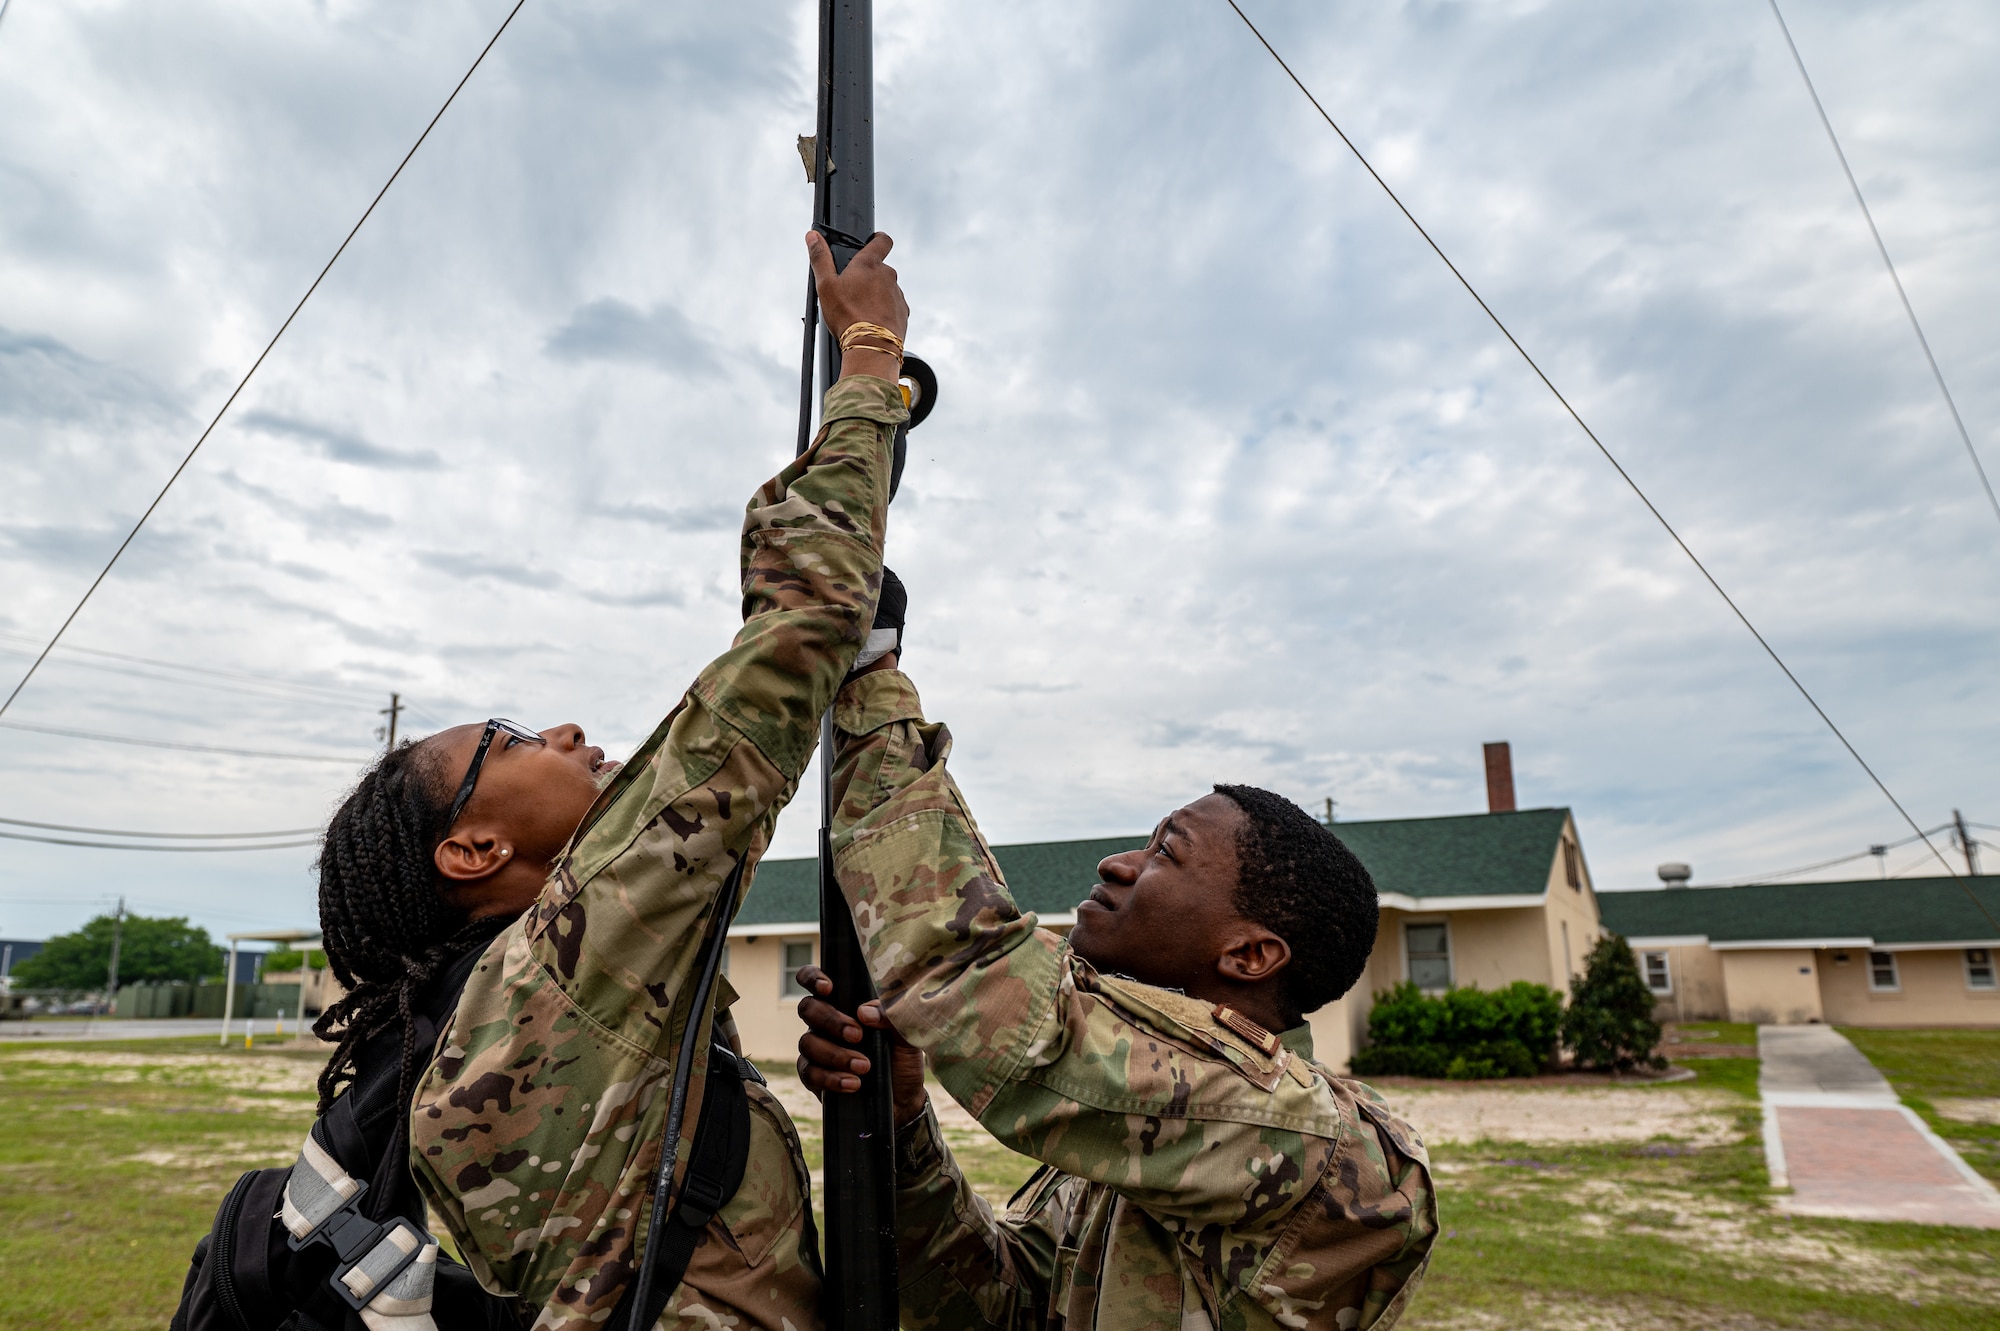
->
0, 0, 532, 723
1765, 0, 2000, 534
1220, 0, 1997, 933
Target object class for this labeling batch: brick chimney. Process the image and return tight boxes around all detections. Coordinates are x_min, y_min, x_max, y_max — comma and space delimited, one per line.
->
1482, 741, 1516, 814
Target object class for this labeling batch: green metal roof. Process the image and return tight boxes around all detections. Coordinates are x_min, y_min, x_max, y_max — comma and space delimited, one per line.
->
1315, 808, 1571, 900
1597, 877, 2000, 945
733, 808, 1572, 928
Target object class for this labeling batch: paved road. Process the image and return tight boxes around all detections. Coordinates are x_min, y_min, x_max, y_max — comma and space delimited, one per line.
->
0, 1018, 280, 1042
1759, 1025, 2000, 1228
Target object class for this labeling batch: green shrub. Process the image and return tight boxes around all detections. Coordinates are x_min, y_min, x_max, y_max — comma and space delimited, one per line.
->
262, 948, 328, 973
1562, 935, 1665, 1072
1353, 981, 1563, 1079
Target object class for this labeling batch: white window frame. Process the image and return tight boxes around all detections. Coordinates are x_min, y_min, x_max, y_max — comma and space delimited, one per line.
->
1867, 949, 1901, 993
780, 939, 817, 997
1641, 950, 1672, 995
1403, 919, 1453, 991
1966, 947, 1997, 991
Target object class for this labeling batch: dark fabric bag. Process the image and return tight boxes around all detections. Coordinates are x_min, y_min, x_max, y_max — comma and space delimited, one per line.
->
168, 942, 522, 1331
168, 942, 756, 1331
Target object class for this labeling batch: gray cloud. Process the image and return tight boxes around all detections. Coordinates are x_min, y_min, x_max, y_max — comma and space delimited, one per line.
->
237, 410, 442, 470
586, 500, 738, 532
1, 0, 1997, 943
414, 551, 564, 590
213, 471, 394, 535
544, 299, 722, 375
0, 326, 179, 426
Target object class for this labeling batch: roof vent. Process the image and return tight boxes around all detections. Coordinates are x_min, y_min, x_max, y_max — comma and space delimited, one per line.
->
1657, 862, 1692, 889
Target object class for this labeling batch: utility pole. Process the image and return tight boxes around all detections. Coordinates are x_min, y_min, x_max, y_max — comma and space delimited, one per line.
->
1955, 809, 1981, 876
378, 692, 405, 750
1870, 844, 1887, 878
804, 4, 898, 1325
103, 896, 125, 1017
1323, 795, 1337, 826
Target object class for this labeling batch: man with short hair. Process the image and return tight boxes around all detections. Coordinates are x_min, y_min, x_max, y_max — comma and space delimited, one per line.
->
797, 659, 1436, 1331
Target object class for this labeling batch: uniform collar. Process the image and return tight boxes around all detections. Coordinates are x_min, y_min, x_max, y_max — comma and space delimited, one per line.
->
1278, 1022, 1315, 1061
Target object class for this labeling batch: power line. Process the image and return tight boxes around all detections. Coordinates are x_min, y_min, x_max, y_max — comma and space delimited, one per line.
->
1714, 822, 1949, 886
0, 830, 318, 852
1219, 1, 1997, 936
0, 718, 371, 763
0, 644, 376, 714
0, 631, 380, 706
1765, 0, 2000, 534
0, 0, 531, 724
0, 816, 320, 840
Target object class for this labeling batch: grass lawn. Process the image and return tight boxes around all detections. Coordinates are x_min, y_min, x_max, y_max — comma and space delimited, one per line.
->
7, 1033, 2000, 1329
1839, 1027, 2000, 1185
1668, 1020, 1760, 1047
0, 1035, 323, 1331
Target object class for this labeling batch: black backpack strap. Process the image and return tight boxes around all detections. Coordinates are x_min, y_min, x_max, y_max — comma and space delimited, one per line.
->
610, 1042, 753, 1331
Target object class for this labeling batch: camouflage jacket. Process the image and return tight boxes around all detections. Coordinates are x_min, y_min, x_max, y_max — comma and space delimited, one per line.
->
408, 375, 908, 1330
826, 671, 1437, 1331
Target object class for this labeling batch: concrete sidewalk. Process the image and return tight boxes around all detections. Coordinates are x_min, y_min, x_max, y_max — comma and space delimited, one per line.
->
1, 1018, 236, 1042
1759, 1025, 2000, 1228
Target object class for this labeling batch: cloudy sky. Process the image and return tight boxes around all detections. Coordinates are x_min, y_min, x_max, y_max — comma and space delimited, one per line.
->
1, 0, 1995, 946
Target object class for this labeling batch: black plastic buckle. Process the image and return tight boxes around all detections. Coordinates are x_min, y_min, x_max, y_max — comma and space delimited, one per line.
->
286, 1178, 369, 1254
329, 1217, 428, 1313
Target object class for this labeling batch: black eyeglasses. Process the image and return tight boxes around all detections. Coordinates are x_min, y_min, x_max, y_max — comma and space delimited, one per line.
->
445, 719, 547, 830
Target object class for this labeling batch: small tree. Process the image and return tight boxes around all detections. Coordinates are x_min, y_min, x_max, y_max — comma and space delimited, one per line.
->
1562, 935, 1664, 1072
10, 913, 222, 990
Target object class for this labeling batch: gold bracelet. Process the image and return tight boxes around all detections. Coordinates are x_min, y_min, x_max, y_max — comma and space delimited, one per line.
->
838, 321, 904, 359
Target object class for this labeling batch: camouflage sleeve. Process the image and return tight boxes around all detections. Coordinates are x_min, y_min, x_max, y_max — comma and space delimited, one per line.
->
890, 1102, 1060, 1331
410, 376, 905, 1316
826, 671, 1286, 1227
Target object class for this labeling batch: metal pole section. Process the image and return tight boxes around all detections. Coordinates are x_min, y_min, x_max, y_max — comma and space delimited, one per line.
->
220, 937, 239, 1047
103, 897, 125, 1020
1956, 809, 1981, 877
806, 3, 898, 1327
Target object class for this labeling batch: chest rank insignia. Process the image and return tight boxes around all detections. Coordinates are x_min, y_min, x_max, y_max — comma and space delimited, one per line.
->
1211, 1004, 1282, 1057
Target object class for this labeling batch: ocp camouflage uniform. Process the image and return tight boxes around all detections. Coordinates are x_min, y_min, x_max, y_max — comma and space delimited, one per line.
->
407, 375, 908, 1330
826, 670, 1438, 1331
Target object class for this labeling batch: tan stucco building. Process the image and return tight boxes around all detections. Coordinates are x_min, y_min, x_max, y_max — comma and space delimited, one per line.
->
720, 801, 1608, 1066
1598, 877, 2000, 1027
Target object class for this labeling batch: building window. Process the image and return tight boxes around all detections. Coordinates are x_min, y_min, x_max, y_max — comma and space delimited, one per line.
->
1967, 948, 1997, 991
1406, 922, 1452, 990
1867, 950, 1900, 993
1563, 840, 1581, 891
781, 940, 816, 997
1642, 951, 1672, 995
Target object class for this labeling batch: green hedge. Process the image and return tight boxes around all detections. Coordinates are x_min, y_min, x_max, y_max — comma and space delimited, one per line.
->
1348, 981, 1563, 1080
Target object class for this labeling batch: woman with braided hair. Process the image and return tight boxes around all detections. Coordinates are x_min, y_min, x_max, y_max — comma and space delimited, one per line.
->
176, 232, 908, 1331
313, 740, 512, 1118
389, 231, 910, 1331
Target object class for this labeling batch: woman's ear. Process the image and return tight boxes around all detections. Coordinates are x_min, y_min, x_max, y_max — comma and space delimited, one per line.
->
435, 831, 513, 883
1216, 930, 1291, 986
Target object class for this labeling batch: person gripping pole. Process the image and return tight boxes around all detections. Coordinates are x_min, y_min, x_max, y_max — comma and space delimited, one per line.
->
386, 235, 907, 1330
794, 631, 1438, 1331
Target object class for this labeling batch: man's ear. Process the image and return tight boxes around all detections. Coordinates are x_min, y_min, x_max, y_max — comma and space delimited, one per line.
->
435, 830, 513, 883
1216, 929, 1291, 986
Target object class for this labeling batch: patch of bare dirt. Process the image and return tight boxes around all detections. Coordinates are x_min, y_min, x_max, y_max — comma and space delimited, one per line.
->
124, 1144, 299, 1172
1406, 1297, 1822, 1330
1557, 1177, 2000, 1306
1938, 1098, 2000, 1125
2, 1049, 321, 1094
1375, 1085, 1739, 1147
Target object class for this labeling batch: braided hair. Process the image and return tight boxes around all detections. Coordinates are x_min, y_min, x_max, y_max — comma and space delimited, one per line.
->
312, 738, 509, 1114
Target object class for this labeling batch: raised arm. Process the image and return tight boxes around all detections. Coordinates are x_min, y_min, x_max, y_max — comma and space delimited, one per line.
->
825, 671, 1427, 1246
